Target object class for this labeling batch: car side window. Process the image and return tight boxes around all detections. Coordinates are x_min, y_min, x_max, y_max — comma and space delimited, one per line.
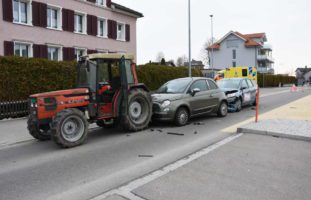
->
246, 79, 254, 88
241, 80, 249, 89
190, 80, 208, 92
208, 80, 218, 90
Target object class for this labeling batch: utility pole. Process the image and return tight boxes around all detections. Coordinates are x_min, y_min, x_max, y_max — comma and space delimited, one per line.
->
188, 0, 192, 77
210, 15, 214, 77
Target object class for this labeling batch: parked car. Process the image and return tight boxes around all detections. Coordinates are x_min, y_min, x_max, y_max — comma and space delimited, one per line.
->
152, 77, 228, 126
216, 78, 257, 112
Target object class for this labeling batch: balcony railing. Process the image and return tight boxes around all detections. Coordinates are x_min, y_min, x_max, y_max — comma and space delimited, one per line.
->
257, 54, 274, 62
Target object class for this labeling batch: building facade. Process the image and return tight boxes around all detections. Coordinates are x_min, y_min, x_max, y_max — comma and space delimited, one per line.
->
208, 31, 275, 74
0, 0, 143, 61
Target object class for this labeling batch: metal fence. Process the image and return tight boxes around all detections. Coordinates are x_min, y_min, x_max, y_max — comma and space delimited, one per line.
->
0, 100, 29, 119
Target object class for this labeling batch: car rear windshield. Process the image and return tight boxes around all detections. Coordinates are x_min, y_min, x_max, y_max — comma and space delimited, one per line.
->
157, 78, 192, 94
217, 79, 241, 89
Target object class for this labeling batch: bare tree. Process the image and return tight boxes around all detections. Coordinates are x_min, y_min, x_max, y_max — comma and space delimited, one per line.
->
176, 56, 184, 67
155, 52, 165, 62
200, 37, 216, 66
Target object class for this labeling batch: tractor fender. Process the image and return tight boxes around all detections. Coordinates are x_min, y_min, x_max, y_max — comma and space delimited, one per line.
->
129, 84, 150, 92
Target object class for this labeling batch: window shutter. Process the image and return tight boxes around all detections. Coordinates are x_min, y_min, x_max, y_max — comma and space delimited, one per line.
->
106, 0, 112, 8
4, 41, 14, 56
33, 44, 48, 58
125, 24, 130, 42
2, 0, 13, 22
63, 47, 75, 61
87, 15, 98, 36
32, 2, 47, 27
108, 20, 117, 40
62, 9, 74, 32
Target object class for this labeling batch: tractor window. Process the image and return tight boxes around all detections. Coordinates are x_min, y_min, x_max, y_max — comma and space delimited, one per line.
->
125, 60, 134, 84
98, 62, 109, 84
77, 60, 97, 92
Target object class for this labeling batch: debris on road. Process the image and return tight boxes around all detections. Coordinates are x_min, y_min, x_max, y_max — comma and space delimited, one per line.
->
150, 129, 154, 132
157, 129, 163, 133
193, 122, 205, 125
194, 131, 198, 134
167, 132, 185, 136
138, 155, 154, 158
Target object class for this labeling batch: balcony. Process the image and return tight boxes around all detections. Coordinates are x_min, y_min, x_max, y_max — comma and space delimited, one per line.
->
257, 67, 275, 74
257, 54, 274, 63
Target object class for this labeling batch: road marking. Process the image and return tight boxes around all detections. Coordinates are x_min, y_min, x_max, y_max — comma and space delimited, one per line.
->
90, 133, 243, 200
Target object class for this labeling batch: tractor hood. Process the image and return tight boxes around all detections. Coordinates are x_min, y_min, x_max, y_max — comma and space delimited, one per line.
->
151, 93, 184, 103
30, 88, 89, 98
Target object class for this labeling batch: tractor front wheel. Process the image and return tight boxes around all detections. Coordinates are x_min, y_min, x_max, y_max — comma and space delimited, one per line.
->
123, 89, 152, 131
51, 108, 88, 148
27, 116, 51, 141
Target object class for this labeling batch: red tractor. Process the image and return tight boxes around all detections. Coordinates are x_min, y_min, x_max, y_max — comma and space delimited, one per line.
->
27, 54, 152, 148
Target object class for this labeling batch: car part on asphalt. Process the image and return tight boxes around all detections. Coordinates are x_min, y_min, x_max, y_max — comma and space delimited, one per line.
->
27, 54, 152, 148
167, 132, 185, 136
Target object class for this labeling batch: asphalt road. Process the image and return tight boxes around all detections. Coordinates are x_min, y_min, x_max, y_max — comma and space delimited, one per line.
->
0, 88, 310, 200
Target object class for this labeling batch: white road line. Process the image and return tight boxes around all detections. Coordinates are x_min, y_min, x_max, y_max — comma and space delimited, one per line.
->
90, 133, 243, 200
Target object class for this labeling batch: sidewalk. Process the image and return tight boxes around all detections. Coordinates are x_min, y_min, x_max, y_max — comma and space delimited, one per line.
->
99, 95, 311, 200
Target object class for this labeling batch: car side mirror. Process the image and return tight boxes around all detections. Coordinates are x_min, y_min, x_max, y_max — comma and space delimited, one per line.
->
191, 88, 201, 96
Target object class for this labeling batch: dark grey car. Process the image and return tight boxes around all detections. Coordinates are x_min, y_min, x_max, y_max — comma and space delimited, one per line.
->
152, 77, 228, 126
217, 78, 257, 112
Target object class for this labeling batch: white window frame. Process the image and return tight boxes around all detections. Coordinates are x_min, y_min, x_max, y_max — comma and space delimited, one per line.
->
13, 41, 33, 58
13, 0, 32, 26
47, 45, 63, 61
97, 17, 108, 38
96, 0, 106, 7
74, 48, 87, 61
116, 22, 125, 41
74, 11, 87, 34
47, 4, 62, 30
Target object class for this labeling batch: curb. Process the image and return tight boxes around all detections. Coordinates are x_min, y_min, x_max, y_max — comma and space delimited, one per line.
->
237, 127, 311, 142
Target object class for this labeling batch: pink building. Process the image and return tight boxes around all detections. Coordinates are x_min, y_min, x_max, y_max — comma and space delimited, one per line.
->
0, 0, 143, 61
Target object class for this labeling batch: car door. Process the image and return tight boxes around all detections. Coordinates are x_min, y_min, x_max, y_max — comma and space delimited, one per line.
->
240, 79, 251, 105
246, 79, 257, 103
207, 79, 222, 110
187, 79, 210, 115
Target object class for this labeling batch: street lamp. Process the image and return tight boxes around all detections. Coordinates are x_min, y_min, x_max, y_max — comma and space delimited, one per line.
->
188, 0, 192, 77
210, 14, 214, 77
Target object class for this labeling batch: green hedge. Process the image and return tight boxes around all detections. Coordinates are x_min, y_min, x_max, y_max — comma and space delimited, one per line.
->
257, 73, 296, 87
0, 57, 202, 101
137, 64, 202, 91
0, 56, 76, 101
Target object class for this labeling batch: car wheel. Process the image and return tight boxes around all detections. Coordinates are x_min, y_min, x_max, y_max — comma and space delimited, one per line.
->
235, 98, 242, 112
175, 107, 189, 126
217, 101, 228, 117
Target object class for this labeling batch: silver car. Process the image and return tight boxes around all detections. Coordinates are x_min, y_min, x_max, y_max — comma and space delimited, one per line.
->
152, 77, 228, 126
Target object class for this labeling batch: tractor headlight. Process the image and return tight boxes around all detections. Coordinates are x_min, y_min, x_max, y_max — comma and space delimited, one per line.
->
161, 100, 171, 108
227, 93, 237, 98
30, 98, 38, 108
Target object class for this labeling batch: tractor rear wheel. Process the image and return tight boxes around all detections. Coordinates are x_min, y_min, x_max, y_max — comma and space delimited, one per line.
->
51, 108, 88, 148
123, 89, 152, 131
27, 116, 51, 141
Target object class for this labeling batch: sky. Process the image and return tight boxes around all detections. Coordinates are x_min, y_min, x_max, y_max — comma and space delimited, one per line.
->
114, 0, 311, 74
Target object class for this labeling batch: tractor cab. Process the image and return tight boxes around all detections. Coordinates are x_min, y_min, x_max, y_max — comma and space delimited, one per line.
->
28, 54, 152, 148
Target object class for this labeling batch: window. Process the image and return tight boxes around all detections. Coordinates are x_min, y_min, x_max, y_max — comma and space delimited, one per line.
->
241, 80, 249, 89
232, 49, 236, 59
48, 46, 62, 61
75, 48, 86, 61
74, 12, 86, 34
98, 18, 107, 37
96, 0, 106, 6
242, 69, 248, 77
232, 61, 236, 67
190, 80, 208, 92
14, 42, 32, 58
13, 0, 31, 24
207, 80, 218, 90
47, 6, 61, 29
117, 23, 125, 41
